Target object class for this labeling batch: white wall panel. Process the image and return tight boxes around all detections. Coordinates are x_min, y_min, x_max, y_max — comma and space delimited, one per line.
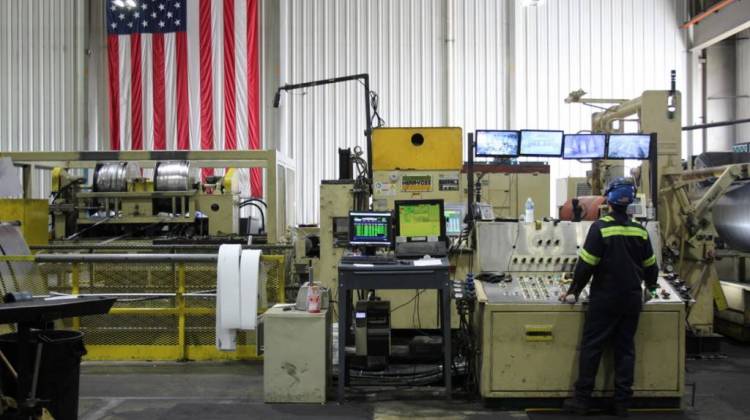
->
450, 0, 512, 135
280, 0, 448, 223
277, 0, 688, 224
513, 0, 688, 213
0, 0, 86, 197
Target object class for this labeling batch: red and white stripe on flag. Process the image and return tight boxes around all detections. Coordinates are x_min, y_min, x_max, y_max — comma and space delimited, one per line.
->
106, 0, 262, 197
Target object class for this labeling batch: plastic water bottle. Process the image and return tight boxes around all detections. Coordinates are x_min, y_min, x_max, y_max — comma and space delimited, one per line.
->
524, 197, 535, 223
646, 200, 655, 220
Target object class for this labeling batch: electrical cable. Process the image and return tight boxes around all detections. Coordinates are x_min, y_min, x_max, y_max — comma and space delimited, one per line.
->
239, 201, 265, 234
390, 289, 427, 313
65, 215, 114, 240
356, 80, 386, 128
239, 198, 267, 208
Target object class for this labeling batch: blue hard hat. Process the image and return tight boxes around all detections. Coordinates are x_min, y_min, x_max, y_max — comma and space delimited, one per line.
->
605, 177, 636, 206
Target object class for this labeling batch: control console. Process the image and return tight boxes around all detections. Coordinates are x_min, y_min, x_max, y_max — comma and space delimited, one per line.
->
483, 274, 685, 304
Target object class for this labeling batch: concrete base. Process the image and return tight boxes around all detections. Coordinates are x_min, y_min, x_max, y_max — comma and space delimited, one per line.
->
78, 340, 750, 420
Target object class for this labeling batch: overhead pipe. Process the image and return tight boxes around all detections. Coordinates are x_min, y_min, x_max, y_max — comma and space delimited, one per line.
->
681, 0, 736, 29
682, 117, 750, 131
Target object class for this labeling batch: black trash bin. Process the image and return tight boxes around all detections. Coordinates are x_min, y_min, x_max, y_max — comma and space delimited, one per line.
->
0, 330, 86, 420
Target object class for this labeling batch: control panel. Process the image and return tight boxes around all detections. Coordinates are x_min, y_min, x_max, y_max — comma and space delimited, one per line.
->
483, 274, 685, 305
508, 256, 579, 273
476, 221, 591, 273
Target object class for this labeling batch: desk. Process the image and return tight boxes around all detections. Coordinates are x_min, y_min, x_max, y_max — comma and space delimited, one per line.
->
337, 259, 451, 402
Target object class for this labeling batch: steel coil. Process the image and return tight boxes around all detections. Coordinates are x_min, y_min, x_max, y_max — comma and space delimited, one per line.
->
154, 161, 191, 191
93, 162, 140, 192
713, 181, 750, 252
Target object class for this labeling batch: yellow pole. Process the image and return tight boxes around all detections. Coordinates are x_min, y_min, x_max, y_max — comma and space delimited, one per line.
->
72, 263, 80, 330
277, 257, 285, 303
177, 263, 186, 361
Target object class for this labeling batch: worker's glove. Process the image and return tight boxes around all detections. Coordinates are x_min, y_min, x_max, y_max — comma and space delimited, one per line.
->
559, 292, 577, 304
643, 287, 657, 303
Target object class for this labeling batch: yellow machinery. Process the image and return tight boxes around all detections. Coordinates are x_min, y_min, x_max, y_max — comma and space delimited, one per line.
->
0, 251, 288, 361
0, 199, 49, 247
659, 160, 749, 336
468, 163, 550, 220
0, 150, 296, 361
356, 127, 550, 328
0, 150, 292, 243
474, 221, 686, 402
318, 180, 356, 296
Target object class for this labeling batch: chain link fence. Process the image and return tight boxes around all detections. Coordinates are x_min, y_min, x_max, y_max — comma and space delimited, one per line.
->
1, 245, 291, 361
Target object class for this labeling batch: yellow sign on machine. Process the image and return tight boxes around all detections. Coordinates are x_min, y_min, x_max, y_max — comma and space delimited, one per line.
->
371, 127, 463, 171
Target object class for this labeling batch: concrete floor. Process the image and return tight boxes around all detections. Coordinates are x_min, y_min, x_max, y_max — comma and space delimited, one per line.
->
77, 339, 750, 420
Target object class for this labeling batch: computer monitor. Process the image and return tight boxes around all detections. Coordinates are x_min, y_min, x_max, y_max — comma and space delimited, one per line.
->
607, 134, 652, 159
394, 200, 447, 258
563, 134, 606, 159
443, 204, 466, 237
349, 211, 392, 246
395, 200, 445, 239
475, 130, 520, 157
519, 130, 565, 157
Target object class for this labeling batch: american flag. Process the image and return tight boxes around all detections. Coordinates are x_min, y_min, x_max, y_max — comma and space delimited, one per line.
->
106, 0, 261, 196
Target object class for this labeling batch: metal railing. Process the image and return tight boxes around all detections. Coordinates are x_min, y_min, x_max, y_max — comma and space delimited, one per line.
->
0, 253, 286, 361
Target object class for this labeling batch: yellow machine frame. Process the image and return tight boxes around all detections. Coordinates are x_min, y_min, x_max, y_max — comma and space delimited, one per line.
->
0, 150, 293, 243
0, 253, 286, 361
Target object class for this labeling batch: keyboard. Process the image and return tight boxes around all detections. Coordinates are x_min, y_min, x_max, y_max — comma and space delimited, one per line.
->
394, 241, 448, 258
340, 255, 399, 265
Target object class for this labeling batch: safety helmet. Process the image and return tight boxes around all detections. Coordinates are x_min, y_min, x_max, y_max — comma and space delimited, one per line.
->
605, 177, 636, 207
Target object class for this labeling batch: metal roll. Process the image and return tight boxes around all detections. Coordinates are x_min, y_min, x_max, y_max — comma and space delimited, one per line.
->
713, 181, 750, 252
154, 161, 192, 191
93, 162, 140, 192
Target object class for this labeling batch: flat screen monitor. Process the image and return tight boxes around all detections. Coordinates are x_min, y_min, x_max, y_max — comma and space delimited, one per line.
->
519, 130, 564, 157
443, 204, 465, 237
475, 130, 520, 157
563, 134, 606, 159
395, 200, 445, 241
607, 134, 652, 159
349, 212, 392, 246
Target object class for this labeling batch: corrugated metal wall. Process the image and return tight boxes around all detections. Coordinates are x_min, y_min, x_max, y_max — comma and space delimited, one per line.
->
279, 0, 517, 223
279, 0, 449, 223
0, 0, 86, 197
279, 0, 688, 223
514, 0, 688, 213
449, 0, 512, 135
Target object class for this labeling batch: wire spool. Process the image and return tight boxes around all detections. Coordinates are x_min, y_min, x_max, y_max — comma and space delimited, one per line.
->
713, 181, 750, 252
154, 161, 192, 191
153, 161, 193, 215
93, 162, 140, 192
